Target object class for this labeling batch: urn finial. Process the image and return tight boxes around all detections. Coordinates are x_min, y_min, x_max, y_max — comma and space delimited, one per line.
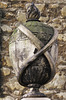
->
31, 2, 34, 6
26, 3, 40, 21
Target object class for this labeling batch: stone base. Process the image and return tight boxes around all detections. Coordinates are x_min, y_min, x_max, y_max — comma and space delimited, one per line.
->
21, 98, 51, 100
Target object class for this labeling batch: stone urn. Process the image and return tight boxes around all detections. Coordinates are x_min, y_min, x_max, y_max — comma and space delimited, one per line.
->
9, 3, 58, 99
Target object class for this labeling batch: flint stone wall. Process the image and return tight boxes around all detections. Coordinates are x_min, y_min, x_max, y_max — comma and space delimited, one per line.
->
0, 0, 66, 100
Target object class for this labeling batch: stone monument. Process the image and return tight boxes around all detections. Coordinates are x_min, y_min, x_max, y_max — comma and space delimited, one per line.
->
9, 3, 58, 100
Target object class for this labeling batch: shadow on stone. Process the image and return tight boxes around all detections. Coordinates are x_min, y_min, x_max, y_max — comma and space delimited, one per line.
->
0, 8, 5, 98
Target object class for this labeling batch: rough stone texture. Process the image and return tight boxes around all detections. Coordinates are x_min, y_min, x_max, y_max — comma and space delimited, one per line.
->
61, 6, 66, 17
58, 65, 66, 70
22, 98, 51, 100
0, 96, 14, 100
36, 4, 45, 12
6, 77, 24, 91
0, 2, 8, 8
51, 92, 66, 100
0, 0, 66, 100
4, 56, 12, 67
58, 34, 66, 41
16, 9, 26, 22
39, 16, 49, 22
49, 4, 59, 8
2, 67, 11, 76
3, 96, 14, 100
45, 71, 66, 89
13, 90, 20, 96
36, 0, 66, 3
1, 25, 12, 33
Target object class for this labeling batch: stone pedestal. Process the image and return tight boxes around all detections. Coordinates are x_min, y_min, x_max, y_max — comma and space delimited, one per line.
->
21, 98, 51, 100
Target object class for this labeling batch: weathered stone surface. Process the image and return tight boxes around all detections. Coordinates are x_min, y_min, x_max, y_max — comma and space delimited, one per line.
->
45, 71, 66, 89
61, 6, 66, 17
22, 98, 51, 100
40, 90, 57, 95
0, 96, 14, 100
0, 9, 2, 18
62, 22, 66, 28
8, 8, 17, 12
58, 34, 63, 41
1, 25, 12, 32
58, 34, 66, 41
49, 4, 59, 8
3, 35, 9, 41
39, 16, 49, 22
52, 92, 66, 100
49, 23, 61, 28
0, 2, 8, 8
63, 34, 66, 41
6, 12, 14, 19
4, 56, 12, 67
36, 0, 66, 3
12, 3, 24, 8
26, 3, 31, 9
16, 9, 26, 22
58, 65, 66, 70
6, 77, 24, 91
23, 0, 32, 1
52, 17, 60, 23
3, 96, 14, 100
35, 4, 45, 12
2, 67, 11, 76
14, 90, 20, 95
10, 0, 32, 1
10, 0, 18, 1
